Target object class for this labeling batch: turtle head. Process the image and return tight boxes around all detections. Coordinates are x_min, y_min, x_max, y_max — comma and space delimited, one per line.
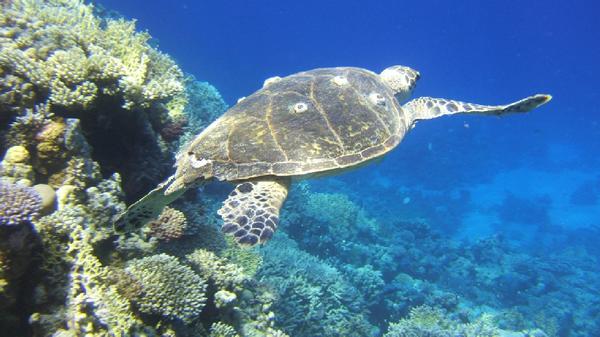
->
379, 65, 420, 102
165, 149, 214, 195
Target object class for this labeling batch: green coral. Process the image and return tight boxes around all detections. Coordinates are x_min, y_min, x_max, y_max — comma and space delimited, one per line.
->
221, 236, 263, 277
125, 254, 207, 323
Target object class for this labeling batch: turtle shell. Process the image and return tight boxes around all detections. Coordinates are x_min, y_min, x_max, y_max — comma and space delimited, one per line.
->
181, 67, 409, 181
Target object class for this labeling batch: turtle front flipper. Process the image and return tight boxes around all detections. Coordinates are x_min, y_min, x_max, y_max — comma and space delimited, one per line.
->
114, 175, 187, 233
218, 177, 290, 246
404, 94, 552, 124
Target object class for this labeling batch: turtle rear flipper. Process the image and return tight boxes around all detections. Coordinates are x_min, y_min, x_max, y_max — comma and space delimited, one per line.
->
218, 177, 290, 246
405, 94, 552, 124
114, 176, 186, 232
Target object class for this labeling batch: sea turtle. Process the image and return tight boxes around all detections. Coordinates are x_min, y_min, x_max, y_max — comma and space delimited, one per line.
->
114, 65, 551, 246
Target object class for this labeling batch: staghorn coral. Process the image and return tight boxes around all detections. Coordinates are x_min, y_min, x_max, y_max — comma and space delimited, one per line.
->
146, 206, 188, 241
0, 181, 42, 226
125, 253, 207, 323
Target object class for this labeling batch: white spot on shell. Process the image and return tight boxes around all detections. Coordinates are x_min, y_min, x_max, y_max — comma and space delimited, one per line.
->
237, 96, 246, 103
190, 155, 212, 169
263, 76, 282, 87
332, 76, 349, 86
292, 102, 308, 113
368, 92, 386, 106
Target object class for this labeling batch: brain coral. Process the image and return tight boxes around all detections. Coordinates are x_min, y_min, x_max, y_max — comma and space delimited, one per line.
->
0, 181, 42, 226
125, 254, 207, 323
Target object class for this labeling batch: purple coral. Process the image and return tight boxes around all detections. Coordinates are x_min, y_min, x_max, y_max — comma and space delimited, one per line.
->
0, 182, 42, 226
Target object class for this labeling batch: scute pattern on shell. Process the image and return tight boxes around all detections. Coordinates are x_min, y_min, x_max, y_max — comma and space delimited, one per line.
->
177, 67, 407, 183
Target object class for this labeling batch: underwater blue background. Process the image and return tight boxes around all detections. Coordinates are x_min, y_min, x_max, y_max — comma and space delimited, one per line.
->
100, 0, 600, 250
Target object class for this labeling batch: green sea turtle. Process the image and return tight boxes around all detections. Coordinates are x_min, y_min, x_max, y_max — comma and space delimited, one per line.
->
114, 66, 551, 246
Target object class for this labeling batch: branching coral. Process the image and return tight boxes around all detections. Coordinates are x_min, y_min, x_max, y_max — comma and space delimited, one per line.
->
384, 306, 501, 337
185, 247, 288, 337
257, 233, 375, 337
210, 322, 240, 337
0, 181, 41, 225
0, 0, 185, 114
0, 0, 189, 200
125, 253, 207, 323
186, 248, 249, 291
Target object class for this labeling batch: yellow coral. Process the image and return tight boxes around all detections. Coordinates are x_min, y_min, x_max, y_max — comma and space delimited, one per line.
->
3, 146, 30, 164
187, 248, 249, 291
210, 322, 240, 337
0, 146, 35, 184
0, 0, 184, 112
35, 118, 67, 163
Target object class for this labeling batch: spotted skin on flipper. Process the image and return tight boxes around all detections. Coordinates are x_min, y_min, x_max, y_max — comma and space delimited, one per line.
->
218, 177, 290, 246
404, 94, 552, 123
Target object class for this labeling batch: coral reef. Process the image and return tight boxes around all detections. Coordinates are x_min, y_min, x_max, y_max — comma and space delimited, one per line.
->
125, 254, 207, 322
258, 233, 376, 337
146, 206, 188, 242
383, 306, 499, 337
0, 181, 41, 226
186, 247, 288, 337
0, 1, 289, 336
0, 0, 185, 114
0, 0, 189, 201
